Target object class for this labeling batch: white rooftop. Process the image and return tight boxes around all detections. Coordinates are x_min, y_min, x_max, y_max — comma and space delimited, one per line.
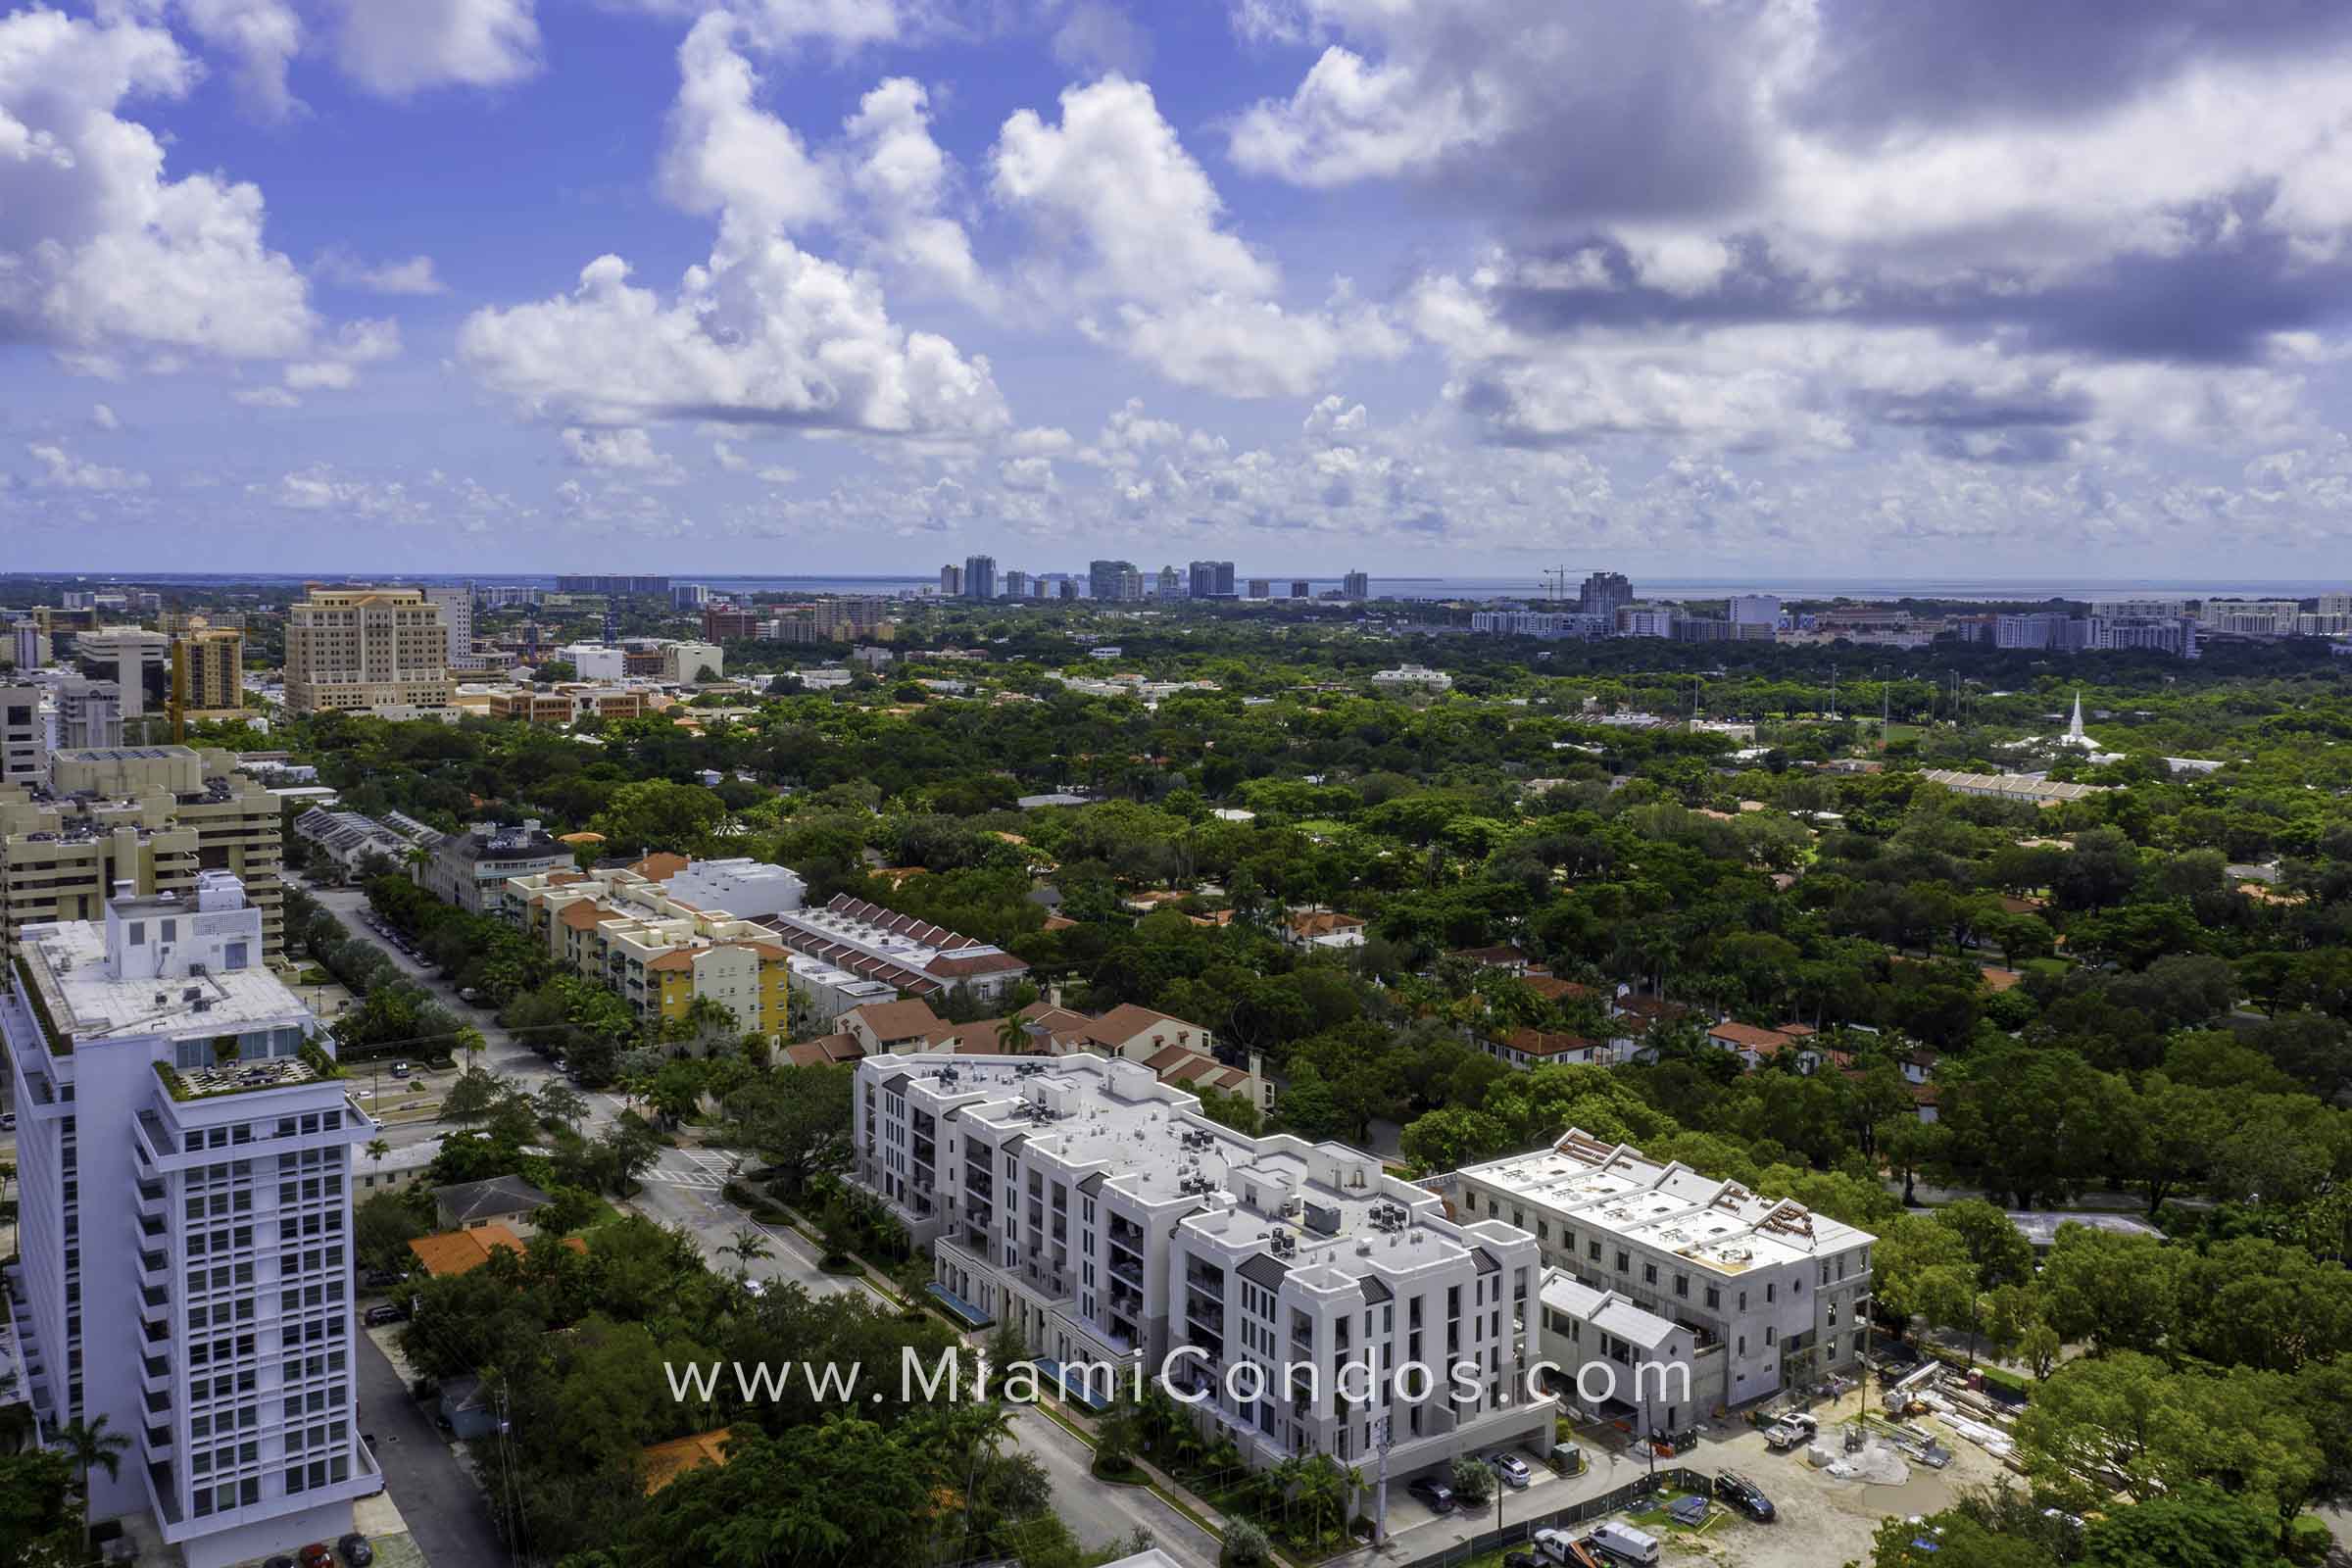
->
1460, 1127, 1874, 1275
876, 1052, 1514, 1287
23, 918, 307, 1043
1540, 1270, 1679, 1349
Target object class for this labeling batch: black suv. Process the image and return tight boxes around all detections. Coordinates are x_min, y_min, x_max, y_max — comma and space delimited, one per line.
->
1715, 1471, 1777, 1522
1405, 1477, 1457, 1514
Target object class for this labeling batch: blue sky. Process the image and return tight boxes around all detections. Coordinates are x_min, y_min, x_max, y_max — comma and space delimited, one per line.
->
6, 0, 2352, 579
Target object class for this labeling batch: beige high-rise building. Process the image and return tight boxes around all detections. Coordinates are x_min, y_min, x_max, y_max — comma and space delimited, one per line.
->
283, 585, 454, 716
0, 745, 285, 958
172, 623, 247, 716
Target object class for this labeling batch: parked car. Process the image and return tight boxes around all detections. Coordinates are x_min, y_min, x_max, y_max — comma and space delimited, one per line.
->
362, 1269, 400, 1289
389, 1062, 411, 1079
1763, 1421, 1807, 1452
337, 1535, 372, 1567
1587, 1522, 1661, 1566
1, 1111, 16, 1130
1489, 1452, 1532, 1489
1503, 1553, 1539, 1568
363, 1303, 407, 1326
1404, 1477, 1456, 1514
1715, 1471, 1777, 1523
298, 1544, 332, 1568
264, 1556, 295, 1568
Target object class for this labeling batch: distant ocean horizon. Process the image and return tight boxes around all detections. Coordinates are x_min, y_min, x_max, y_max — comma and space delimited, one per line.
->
6, 571, 2341, 605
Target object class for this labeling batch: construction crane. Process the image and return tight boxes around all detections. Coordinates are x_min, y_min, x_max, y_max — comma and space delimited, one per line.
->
1541, 566, 1596, 606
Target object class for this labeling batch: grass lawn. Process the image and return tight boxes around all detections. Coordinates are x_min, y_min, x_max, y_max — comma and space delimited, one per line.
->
1629, 1489, 1712, 1532
564, 1195, 625, 1232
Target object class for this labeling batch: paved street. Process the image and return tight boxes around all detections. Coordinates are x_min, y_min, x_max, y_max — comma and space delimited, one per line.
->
311, 874, 1210, 1562
1010, 1407, 1220, 1568
355, 1332, 507, 1568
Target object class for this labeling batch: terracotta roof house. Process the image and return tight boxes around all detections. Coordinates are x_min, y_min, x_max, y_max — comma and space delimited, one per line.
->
1707, 1021, 1807, 1068
1521, 973, 1596, 1005
842, 999, 949, 1054
409, 1222, 532, 1276
629, 852, 690, 882
1285, 909, 1365, 949
782, 1031, 865, 1068
1481, 1028, 1613, 1071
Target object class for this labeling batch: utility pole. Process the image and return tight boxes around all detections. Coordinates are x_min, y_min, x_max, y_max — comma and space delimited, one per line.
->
1372, 1410, 1392, 1545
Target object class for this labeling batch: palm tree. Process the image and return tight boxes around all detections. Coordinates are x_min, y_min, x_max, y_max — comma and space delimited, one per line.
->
995, 1015, 1031, 1056
59, 1414, 129, 1500
720, 1226, 772, 1281
365, 1139, 389, 1184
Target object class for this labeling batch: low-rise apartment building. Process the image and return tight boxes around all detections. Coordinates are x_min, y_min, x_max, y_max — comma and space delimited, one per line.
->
857, 1052, 1552, 1484
415, 819, 566, 914
1447, 1128, 1874, 1415
503, 858, 795, 1041
1, 874, 378, 1565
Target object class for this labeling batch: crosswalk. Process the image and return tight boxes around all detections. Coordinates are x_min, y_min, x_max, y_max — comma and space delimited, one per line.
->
641, 1164, 724, 1189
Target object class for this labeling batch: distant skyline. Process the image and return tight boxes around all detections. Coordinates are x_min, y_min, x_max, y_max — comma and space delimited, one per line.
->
6, 4, 2352, 574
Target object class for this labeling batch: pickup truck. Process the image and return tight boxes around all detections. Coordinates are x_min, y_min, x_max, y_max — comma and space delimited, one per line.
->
1763, 1421, 1808, 1452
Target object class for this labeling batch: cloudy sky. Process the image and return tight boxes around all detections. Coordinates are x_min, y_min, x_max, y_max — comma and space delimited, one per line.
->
7, 0, 2352, 578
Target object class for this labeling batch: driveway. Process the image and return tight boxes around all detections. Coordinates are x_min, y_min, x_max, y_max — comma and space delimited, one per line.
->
355, 1329, 508, 1568
1011, 1407, 1220, 1568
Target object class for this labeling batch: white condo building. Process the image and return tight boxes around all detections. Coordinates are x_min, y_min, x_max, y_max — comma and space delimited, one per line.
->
1, 874, 377, 1566
1449, 1129, 1874, 1418
857, 1053, 1553, 1484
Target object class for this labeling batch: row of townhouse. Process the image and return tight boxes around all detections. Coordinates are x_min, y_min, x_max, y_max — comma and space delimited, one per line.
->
856, 1051, 1553, 1486
791, 998, 1269, 1106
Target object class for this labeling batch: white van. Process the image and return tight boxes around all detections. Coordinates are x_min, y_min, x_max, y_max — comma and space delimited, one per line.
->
1588, 1522, 1661, 1566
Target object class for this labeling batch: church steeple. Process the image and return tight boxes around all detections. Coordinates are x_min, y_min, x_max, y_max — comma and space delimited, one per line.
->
2067, 690, 2085, 742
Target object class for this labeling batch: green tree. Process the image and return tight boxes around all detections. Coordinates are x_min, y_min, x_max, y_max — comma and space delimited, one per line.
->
716, 1065, 854, 1197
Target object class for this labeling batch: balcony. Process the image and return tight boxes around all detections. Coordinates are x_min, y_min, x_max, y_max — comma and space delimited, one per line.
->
1107, 1257, 1142, 1290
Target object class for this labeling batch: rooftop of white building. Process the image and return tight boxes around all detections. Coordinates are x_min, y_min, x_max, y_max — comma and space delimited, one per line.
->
1458, 1127, 1874, 1276
21, 911, 306, 1046
876, 1052, 1516, 1289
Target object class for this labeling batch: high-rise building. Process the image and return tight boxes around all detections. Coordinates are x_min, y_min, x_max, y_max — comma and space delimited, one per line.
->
11, 625, 51, 670
1117, 569, 1147, 602
1057, 579, 1078, 601
1615, 605, 1678, 638
939, 564, 963, 597
1088, 560, 1137, 602
56, 678, 124, 749
0, 746, 287, 959
75, 627, 170, 718
1729, 594, 1781, 627
1004, 570, 1031, 600
1188, 561, 1237, 599
173, 626, 247, 716
1341, 570, 1370, 600
1291, 580, 1310, 599
1215, 562, 1237, 598
3, 874, 379, 1566
1160, 564, 1186, 600
963, 556, 998, 601
419, 585, 475, 668
703, 606, 762, 642
282, 587, 454, 717
669, 583, 711, 611
1578, 572, 1633, 618
1247, 579, 1270, 599
1, 686, 39, 784
1186, 562, 1214, 599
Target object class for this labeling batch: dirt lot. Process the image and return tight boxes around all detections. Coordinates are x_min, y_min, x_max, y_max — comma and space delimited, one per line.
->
1651, 1389, 2016, 1568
